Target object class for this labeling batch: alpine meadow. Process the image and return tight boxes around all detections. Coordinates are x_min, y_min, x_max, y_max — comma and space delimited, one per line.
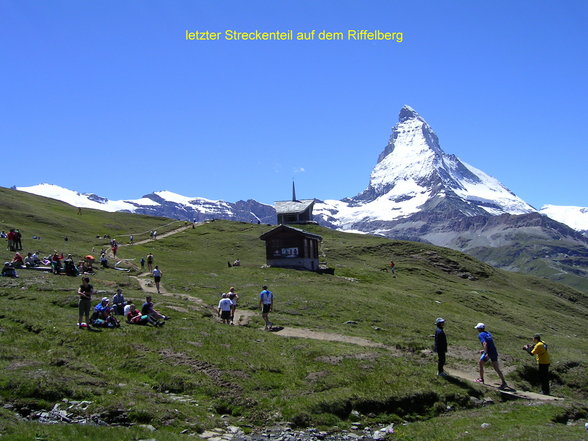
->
0, 186, 587, 441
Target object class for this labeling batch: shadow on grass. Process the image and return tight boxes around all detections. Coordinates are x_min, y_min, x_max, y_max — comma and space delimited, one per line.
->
86, 327, 103, 333
443, 374, 483, 397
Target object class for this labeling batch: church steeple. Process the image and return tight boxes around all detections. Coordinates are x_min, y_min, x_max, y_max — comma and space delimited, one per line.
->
292, 181, 298, 202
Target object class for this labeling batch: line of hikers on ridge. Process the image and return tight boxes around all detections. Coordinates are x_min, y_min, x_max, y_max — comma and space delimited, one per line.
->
434, 318, 552, 395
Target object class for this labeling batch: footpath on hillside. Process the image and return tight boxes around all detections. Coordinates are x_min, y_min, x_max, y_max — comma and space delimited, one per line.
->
123, 223, 561, 403
120, 222, 198, 247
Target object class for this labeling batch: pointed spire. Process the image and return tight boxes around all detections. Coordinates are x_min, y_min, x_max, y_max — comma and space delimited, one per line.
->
292, 181, 298, 202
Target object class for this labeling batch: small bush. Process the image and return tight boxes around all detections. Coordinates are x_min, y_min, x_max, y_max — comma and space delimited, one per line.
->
291, 411, 312, 428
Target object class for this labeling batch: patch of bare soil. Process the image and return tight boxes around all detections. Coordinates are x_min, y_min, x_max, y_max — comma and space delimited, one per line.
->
158, 349, 239, 390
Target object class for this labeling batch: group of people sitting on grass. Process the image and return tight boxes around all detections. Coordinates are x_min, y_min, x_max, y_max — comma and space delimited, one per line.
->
78, 277, 169, 329
2, 250, 95, 275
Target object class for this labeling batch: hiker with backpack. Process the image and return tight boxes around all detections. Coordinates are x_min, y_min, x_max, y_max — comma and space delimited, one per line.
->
146, 253, 154, 272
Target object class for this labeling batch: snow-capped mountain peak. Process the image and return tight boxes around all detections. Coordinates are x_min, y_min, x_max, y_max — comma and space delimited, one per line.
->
361, 106, 534, 216
540, 205, 588, 233
16, 184, 276, 224
15, 183, 145, 212
315, 106, 536, 233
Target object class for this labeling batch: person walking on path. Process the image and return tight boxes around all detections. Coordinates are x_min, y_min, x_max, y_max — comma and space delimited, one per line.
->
259, 285, 274, 331
227, 287, 239, 325
146, 253, 154, 272
218, 293, 233, 324
434, 318, 448, 377
389, 260, 396, 277
523, 333, 551, 395
474, 323, 508, 389
77, 277, 95, 328
152, 266, 162, 293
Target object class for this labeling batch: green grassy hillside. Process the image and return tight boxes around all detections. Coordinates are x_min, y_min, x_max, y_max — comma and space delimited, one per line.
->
0, 187, 587, 441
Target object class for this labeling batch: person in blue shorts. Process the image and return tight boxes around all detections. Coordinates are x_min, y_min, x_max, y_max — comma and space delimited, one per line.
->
475, 323, 508, 389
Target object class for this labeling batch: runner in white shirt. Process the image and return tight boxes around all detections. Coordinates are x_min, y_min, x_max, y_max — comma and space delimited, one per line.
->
218, 293, 233, 324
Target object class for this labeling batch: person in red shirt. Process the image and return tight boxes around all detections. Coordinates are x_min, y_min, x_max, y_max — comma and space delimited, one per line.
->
127, 304, 162, 327
11, 252, 24, 266
7, 230, 15, 252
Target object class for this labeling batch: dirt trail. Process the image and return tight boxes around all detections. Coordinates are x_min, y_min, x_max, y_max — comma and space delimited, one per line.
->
131, 275, 205, 306
445, 367, 562, 401
122, 223, 197, 247
275, 327, 390, 349
132, 273, 396, 347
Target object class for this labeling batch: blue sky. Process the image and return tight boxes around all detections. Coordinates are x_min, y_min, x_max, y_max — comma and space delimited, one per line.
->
2, 0, 587, 208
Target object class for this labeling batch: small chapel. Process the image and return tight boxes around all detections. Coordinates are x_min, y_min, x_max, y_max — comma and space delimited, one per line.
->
274, 182, 317, 225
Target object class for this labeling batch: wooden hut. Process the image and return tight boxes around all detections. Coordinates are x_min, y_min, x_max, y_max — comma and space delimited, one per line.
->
260, 225, 322, 271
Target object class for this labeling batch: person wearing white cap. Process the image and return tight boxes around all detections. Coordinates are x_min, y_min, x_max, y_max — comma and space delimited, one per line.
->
434, 318, 448, 376
474, 323, 508, 389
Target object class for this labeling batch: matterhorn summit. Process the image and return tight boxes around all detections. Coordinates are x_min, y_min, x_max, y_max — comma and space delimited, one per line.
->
361, 105, 534, 215
314, 106, 535, 234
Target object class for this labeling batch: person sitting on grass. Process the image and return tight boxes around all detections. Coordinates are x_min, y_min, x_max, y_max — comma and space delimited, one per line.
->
51, 252, 63, 274
11, 252, 24, 267
127, 304, 163, 327
24, 252, 36, 267
1, 262, 18, 278
112, 288, 126, 315
123, 299, 133, 318
100, 252, 108, 268
141, 295, 169, 321
91, 297, 120, 328
64, 255, 79, 277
